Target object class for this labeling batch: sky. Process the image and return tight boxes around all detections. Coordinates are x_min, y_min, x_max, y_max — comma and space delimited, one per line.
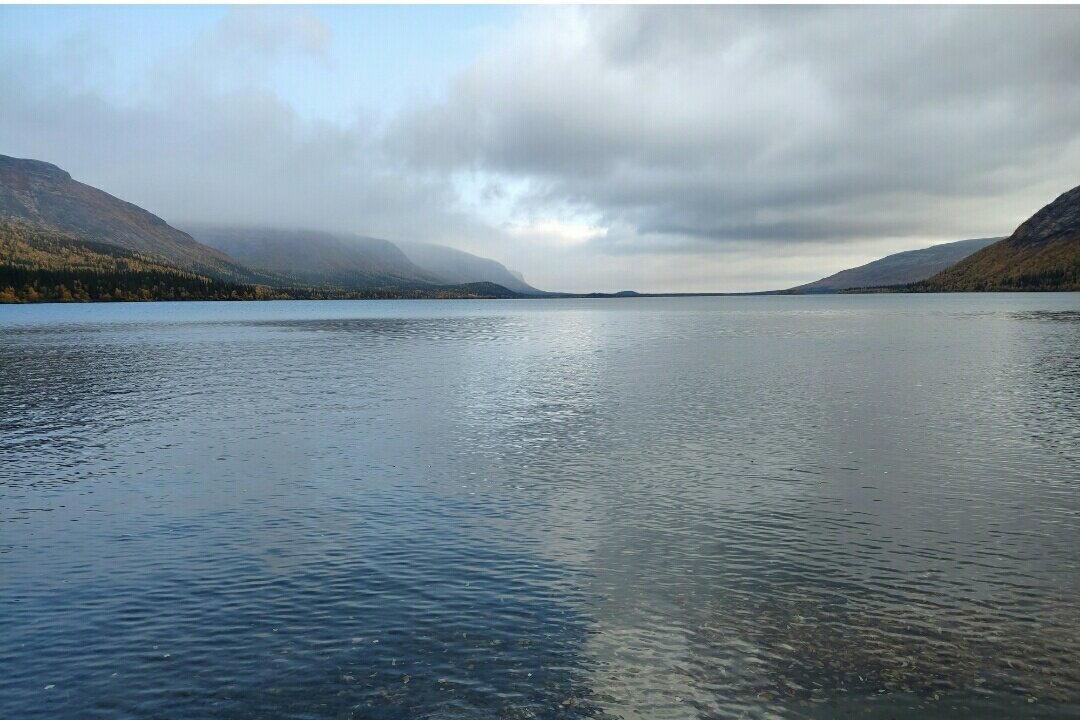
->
2, 5, 1079, 293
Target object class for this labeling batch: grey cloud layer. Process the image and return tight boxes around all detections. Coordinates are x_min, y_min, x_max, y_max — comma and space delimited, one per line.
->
0, 7, 480, 245
392, 6, 1080, 249
2, 6, 1079, 291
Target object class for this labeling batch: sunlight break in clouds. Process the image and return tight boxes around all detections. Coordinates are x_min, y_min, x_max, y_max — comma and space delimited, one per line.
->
504, 220, 609, 247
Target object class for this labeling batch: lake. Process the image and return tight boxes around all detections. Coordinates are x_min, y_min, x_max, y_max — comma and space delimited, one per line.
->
1, 294, 1077, 719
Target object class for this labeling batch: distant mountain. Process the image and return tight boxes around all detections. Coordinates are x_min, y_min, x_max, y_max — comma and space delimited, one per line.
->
919, 185, 1080, 292
397, 241, 542, 295
580, 290, 641, 298
434, 281, 525, 299
184, 225, 442, 290
0, 154, 260, 283
788, 237, 1002, 293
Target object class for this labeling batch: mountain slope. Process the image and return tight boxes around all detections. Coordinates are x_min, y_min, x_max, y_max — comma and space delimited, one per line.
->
184, 225, 443, 290
919, 185, 1080, 291
0, 154, 260, 282
0, 219, 282, 302
397, 241, 542, 295
788, 237, 1001, 293
1, 220, 525, 303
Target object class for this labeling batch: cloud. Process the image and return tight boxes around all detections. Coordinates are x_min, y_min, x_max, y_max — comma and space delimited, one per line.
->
503, 219, 607, 247
0, 7, 480, 248
391, 6, 1080, 252
2, 6, 1079, 292
213, 6, 331, 59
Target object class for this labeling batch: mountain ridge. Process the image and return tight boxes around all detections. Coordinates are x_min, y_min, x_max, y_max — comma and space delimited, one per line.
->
182, 225, 443, 290
397, 241, 542, 295
0, 219, 286, 302
0, 219, 524, 303
0, 154, 548, 298
184, 225, 547, 294
917, 185, 1080, 292
4, 153, 1076, 300
0, 154, 263, 284
787, 237, 1002, 293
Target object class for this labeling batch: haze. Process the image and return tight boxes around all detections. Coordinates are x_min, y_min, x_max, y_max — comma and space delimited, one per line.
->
2, 5, 1078, 293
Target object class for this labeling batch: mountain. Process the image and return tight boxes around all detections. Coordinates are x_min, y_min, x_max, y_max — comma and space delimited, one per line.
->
0, 220, 284, 302
434, 281, 525, 299
183, 225, 442, 290
787, 237, 1002, 293
0, 155, 538, 301
186, 227, 547, 294
0, 154, 261, 283
919, 185, 1080, 292
397, 241, 542, 295
0, 220, 524, 303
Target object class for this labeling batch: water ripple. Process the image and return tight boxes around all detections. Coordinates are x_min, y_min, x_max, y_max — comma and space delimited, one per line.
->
1, 295, 1077, 719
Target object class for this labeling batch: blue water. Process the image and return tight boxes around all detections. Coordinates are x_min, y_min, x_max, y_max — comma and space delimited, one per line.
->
1, 295, 1078, 719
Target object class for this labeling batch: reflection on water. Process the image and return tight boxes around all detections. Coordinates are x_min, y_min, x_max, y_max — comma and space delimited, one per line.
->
1, 295, 1078, 719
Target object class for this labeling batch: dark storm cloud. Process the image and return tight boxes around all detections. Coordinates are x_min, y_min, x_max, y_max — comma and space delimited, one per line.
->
390, 5, 1080, 249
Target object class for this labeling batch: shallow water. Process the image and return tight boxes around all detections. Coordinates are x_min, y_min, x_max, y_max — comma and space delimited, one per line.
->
1, 294, 1077, 719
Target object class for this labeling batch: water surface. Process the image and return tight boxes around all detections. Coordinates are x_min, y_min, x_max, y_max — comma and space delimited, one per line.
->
1, 295, 1078, 719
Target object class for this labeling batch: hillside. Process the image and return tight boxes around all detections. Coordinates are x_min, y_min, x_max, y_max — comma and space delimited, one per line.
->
397, 241, 542, 295
184, 226, 447, 290
919, 185, 1080, 292
0, 155, 549, 298
0, 155, 536, 302
787, 237, 1001, 293
0, 220, 286, 302
0, 155, 262, 283
0, 221, 523, 303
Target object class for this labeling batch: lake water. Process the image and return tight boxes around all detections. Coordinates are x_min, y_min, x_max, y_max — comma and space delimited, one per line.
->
1, 295, 1077, 719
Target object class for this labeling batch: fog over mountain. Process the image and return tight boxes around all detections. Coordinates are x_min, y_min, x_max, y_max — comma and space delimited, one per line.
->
0, 155, 542, 301
3, 6, 1079, 291
397, 242, 541, 295
185, 226, 543, 294
185, 226, 441, 290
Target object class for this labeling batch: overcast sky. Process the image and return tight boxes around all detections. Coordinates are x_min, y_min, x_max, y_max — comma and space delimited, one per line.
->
2, 5, 1078, 292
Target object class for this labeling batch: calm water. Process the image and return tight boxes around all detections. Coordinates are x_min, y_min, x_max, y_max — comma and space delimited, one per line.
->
1, 295, 1077, 719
